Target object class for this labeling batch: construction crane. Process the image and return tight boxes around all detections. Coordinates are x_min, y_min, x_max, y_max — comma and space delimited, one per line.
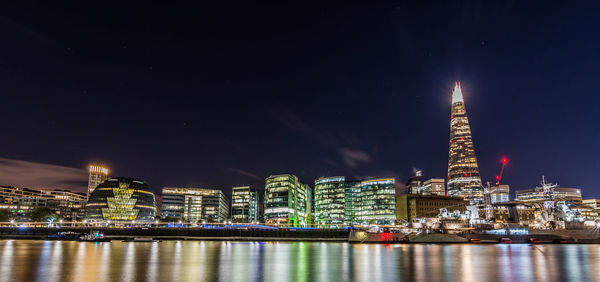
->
495, 157, 508, 185
485, 157, 509, 221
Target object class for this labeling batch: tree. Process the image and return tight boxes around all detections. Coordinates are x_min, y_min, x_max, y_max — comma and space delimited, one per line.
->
28, 207, 60, 223
0, 210, 14, 222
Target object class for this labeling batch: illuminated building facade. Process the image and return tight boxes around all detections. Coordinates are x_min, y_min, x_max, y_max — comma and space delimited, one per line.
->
515, 187, 582, 203
422, 179, 446, 196
86, 177, 156, 222
489, 185, 510, 204
359, 178, 396, 224
40, 189, 87, 220
314, 176, 345, 225
0, 186, 86, 220
161, 187, 229, 223
477, 202, 536, 225
396, 194, 468, 223
344, 180, 361, 224
264, 174, 312, 226
231, 186, 258, 223
406, 172, 423, 194
88, 165, 109, 197
447, 82, 483, 204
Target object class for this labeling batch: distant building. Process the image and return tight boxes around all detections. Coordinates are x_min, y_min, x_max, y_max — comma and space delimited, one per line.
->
264, 174, 312, 226
161, 187, 229, 223
231, 186, 259, 223
311, 177, 397, 225
87, 165, 109, 197
489, 185, 510, 204
478, 202, 536, 225
515, 187, 582, 203
344, 180, 362, 224
40, 189, 87, 220
359, 178, 396, 224
0, 185, 86, 220
406, 172, 423, 194
314, 176, 345, 225
447, 82, 484, 204
583, 199, 600, 209
86, 177, 156, 222
396, 194, 468, 223
421, 179, 445, 196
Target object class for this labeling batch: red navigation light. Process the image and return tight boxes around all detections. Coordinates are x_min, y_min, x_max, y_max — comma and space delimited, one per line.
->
495, 175, 500, 180
502, 157, 508, 164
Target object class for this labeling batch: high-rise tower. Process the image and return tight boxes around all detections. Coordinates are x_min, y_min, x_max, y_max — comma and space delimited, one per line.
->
88, 164, 109, 197
447, 82, 483, 204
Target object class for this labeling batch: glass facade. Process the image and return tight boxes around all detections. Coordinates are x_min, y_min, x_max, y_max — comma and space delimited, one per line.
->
264, 174, 312, 226
86, 177, 156, 222
489, 185, 510, 204
87, 165, 109, 197
161, 187, 230, 223
358, 178, 396, 224
447, 82, 483, 204
314, 176, 345, 225
231, 186, 259, 223
344, 181, 362, 224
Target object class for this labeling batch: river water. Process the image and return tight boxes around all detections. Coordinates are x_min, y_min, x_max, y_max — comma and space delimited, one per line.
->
0, 240, 598, 281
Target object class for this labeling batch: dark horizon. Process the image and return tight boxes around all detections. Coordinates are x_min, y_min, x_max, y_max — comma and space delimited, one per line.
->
1, 2, 599, 198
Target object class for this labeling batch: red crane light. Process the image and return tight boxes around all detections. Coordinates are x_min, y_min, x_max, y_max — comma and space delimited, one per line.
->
496, 157, 509, 185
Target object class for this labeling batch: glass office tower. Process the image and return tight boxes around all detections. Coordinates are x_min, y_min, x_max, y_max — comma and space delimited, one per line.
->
264, 174, 311, 226
447, 82, 484, 204
314, 176, 345, 226
231, 186, 259, 223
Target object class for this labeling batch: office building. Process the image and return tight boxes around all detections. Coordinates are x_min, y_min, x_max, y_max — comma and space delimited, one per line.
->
161, 187, 229, 223
0, 185, 86, 220
359, 178, 396, 224
515, 187, 582, 203
86, 177, 157, 222
406, 171, 423, 194
88, 165, 109, 197
477, 202, 536, 225
488, 185, 510, 204
264, 174, 312, 226
396, 194, 468, 223
231, 186, 259, 223
422, 179, 445, 196
40, 189, 87, 220
314, 176, 345, 225
447, 82, 484, 204
344, 180, 362, 224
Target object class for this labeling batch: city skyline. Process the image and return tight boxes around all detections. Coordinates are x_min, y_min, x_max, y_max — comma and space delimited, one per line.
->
1, 2, 599, 199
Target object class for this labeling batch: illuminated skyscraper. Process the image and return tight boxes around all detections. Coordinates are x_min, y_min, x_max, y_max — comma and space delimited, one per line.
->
88, 165, 109, 197
447, 82, 483, 204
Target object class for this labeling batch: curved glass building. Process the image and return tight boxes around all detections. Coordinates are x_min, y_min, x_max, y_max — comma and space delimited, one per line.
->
86, 177, 157, 222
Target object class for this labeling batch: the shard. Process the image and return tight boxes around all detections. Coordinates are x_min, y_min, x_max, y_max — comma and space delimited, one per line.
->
447, 82, 483, 204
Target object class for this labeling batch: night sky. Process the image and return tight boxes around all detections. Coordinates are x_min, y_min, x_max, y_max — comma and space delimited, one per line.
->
1, 2, 599, 198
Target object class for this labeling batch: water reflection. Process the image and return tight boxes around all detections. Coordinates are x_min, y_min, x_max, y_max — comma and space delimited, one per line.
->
0, 240, 597, 282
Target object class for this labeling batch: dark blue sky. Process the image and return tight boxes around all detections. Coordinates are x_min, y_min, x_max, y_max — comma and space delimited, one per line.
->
1, 1, 599, 198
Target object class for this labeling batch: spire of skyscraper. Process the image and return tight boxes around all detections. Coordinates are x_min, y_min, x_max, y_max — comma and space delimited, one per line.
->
447, 82, 483, 204
451, 81, 464, 103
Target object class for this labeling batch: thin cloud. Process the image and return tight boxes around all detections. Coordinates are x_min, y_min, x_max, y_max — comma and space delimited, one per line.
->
229, 168, 262, 181
0, 157, 87, 192
339, 148, 372, 168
